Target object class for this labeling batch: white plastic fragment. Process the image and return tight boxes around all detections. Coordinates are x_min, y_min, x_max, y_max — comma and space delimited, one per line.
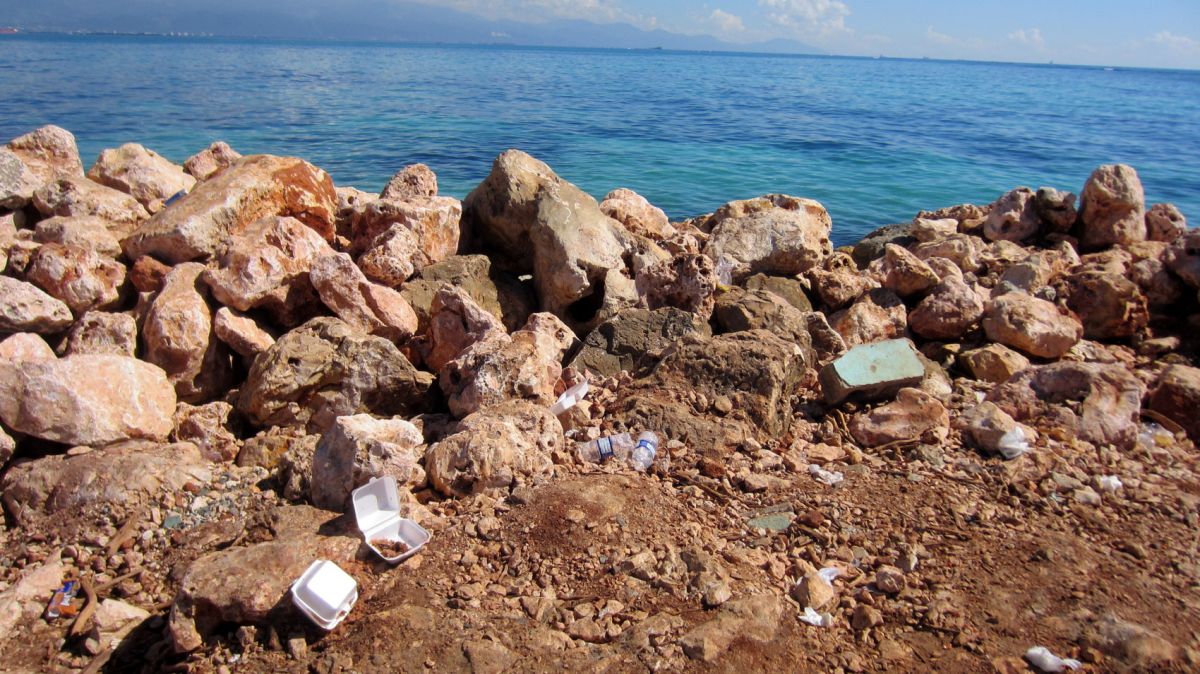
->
808, 464, 844, 487
291, 560, 358, 630
996, 427, 1031, 460
799, 606, 833, 627
1096, 475, 1123, 492
1025, 646, 1081, 672
817, 567, 841, 584
550, 379, 590, 416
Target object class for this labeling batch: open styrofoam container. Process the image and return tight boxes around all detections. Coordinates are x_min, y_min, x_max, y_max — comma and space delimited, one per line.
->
291, 560, 357, 630
550, 379, 589, 416
352, 476, 431, 564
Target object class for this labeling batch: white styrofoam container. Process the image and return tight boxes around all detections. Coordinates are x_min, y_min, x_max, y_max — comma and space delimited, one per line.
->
291, 560, 357, 630
352, 476, 431, 564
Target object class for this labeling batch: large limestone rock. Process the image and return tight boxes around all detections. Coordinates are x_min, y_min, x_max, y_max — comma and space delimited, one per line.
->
744, 273, 813, 312
982, 292, 1082, 359
5, 125, 84, 183
380, 163, 438, 201
713, 287, 816, 347
144, 262, 232, 403
212, 307, 275, 358
635, 252, 718, 318
570, 307, 711, 378
441, 312, 575, 418
122, 155, 337, 263
309, 252, 418, 342
1164, 229, 1200, 289
62, 311, 138, 356
425, 400, 561, 497
0, 276, 74, 334
849, 388, 948, 447
910, 233, 984, 273
1, 441, 210, 528
172, 402, 241, 463
464, 150, 640, 331
0, 355, 176, 445
703, 194, 832, 279
33, 215, 123, 257
356, 223, 420, 286
908, 277, 985, 340
32, 176, 149, 235
237, 317, 434, 433
983, 187, 1041, 242
1077, 164, 1145, 248
420, 285, 507, 372
311, 414, 426, 510
0, 148, 41, 208
25, 243, 126, 315
183, 141, 242, 181
202, 216, 334, 326
1145, 203, 1186, 242
353, 196, 461, 269
0, 332, 56, 362
1061, 269, 1149, 340
829, 288, 907, 347
959, 344, 1030, 384
87, 143, 196, 209
871, 243, 939, 297
1148, 364, 1200, 441
400, 254, 536, 334
599, 188, 672, 240
168, 506, 359, 652
987, 362, 1143, 450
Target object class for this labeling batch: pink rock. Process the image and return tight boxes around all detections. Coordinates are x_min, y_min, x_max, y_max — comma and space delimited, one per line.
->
1078, 164, 1145, 249
380, 163, 438, 201
354, 196, 462, 270
910, 217, 958, 243
808, 265, 878, 310
849, 388, 948, 447
5, 125, 84, 183
1145, 203, 1186, 243
309, 252, 419, 342
310, 413, 426, 510
62, 311, 138, 357
25, 243, 126, 315
982, 292, 1082, 359
172, 401, 241, 462
129, 255, 172, 293
908, 277, 985, 340
32, 215, 123, 258
0, 354, 177, 445
182, 141, 242, 181
987, 361, 1143, 450
122, 155, 337, 263
421, 285, 507, 372
212, 307, 275, 358
600, 188, 673, 240
872, 243, 939, 297
957, 401, 1038, 457
635, 252, 718, 319
143, 262, 232, 403
1164, 229, 1200, 289
425, 400, 562, 497
1125, 241, 1184, 307
202, 216, 333, 326
0, 332, 56, 362
997, 252, 1061, 294
87, 143, 196, 210
984, 187, 1041, 242
0, 275, 73, 334
910, 233, 983, 273
356, 224, 419, 287
828, 289, 907, 347
32, 176, 149, 236
703, 194, 832, 278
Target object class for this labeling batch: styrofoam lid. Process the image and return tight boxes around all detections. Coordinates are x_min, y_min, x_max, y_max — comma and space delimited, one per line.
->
353, 476, 401, 535
291, 560, 357, 629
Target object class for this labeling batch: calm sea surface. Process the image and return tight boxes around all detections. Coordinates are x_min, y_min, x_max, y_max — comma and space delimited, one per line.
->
2, 34, 1198, 244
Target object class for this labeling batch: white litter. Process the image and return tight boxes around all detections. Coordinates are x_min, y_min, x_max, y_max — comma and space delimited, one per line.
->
1096, 475, 1123, 492
550, 379, 590, 416
808, 464, 844, 487
291, 560, 358, 630
1025, 646, 1081, 672
996, 427, 1032, 460
352, 476, 431, 564
799, 606, 833, 627
817, 567, 841, 584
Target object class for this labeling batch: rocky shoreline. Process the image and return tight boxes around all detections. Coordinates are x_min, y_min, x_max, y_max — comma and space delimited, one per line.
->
0, 125, 1198, 673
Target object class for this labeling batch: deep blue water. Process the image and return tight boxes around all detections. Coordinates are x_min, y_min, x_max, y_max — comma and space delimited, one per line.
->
2, 34, 1198, 245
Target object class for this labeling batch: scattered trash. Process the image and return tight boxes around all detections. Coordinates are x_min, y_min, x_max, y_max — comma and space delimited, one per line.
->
819, 338, 925, 405
996, 427, 1032, 460
714, 255, 736, 287
549, 379, 589, 416
1137, 422, 1173, 449
291, 560, 357, 630
1096, 475, 1123, 492
352, 476, 430, 564
747, 511, 795, 532
799, 606, 833, 627
1024, 646, 1081, 672
45, 580, 80, 619
578, 431, 660, 471
817, 567, 841, 584
163, 189, 187, 207
808, 464, 844, 487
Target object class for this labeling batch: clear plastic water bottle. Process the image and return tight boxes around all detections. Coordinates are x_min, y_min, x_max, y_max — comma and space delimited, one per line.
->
578, 431, 659, 471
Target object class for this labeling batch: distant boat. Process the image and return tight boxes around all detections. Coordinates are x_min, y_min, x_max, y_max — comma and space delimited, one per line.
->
0, 28, 18, 35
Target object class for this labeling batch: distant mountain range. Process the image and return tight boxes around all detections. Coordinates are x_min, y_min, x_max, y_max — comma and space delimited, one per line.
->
4, 0, 823, 54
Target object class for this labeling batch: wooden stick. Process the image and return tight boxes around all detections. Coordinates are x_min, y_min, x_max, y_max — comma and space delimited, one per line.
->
69, 576, 98, 638
80, 645, 113, 674
106, 506, 146, 557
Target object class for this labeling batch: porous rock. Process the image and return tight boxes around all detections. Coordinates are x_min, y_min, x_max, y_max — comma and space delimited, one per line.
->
599, 188, 672, 240
1078, 164, 1145, 249
984, 187, 1041, 242
309, 251, 418, 342
982, 292, 1083, 359
909, 276, 985, 340
380, 163, 438, 201
849, 388, 949, 447
0, 276, 74, 334
33, 176, 149, 235
426, 400, 561, 497
183, 141, 242, 181
87, 143, 196, 209
172, 401, 241, 463
25, 243, 126, 315
703, 194, 832, 279
872, 243, 939, 297
62, 311, 137, 356
1145, 203, 1186, 242
570, 307, 711, 378
828, 288, 907, 347
311, 414, 426, 510
0, 148, 42, 209
635, 252, 718, 318
5, 125, 84, 183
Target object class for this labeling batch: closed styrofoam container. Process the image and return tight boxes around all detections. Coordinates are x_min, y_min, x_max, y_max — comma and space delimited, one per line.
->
352, 476, 431, 564
291, 560, 357, 630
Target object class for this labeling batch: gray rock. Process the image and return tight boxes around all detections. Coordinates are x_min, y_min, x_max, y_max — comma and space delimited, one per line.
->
569, 307, 712, 377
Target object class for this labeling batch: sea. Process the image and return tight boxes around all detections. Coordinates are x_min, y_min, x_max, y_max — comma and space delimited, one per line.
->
2, 33, 1198, 245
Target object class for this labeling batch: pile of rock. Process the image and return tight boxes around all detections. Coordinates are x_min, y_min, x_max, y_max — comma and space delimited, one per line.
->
1, 125, 1197, 670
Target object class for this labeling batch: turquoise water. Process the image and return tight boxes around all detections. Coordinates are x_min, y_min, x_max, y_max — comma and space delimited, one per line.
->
2, 34, 1198, 245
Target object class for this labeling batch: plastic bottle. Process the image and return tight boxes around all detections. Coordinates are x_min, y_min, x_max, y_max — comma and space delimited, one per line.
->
578, 431, 659, 471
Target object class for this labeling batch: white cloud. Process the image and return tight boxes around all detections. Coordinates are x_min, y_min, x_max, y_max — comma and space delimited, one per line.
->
758, 0, 851, 37
434, 0, 654, 28
709, 9, 745, 34
1008, 27, 1044, 49
925, 25, 955, 45
1151, 30, 1200, 52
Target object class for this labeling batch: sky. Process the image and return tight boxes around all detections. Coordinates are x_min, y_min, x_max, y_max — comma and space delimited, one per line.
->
428, 0, 1200, 68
